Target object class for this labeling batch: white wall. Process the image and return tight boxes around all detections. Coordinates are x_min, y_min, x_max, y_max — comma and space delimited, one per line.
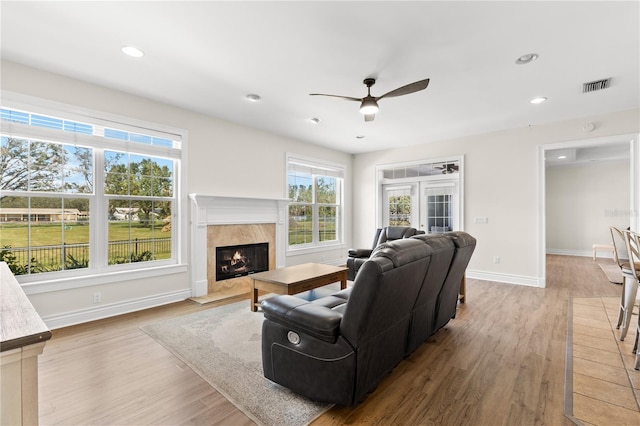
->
352, 111, 639, 286
1, 61, 352, 327
3, 59, 639, 323
546, 160, 630, 256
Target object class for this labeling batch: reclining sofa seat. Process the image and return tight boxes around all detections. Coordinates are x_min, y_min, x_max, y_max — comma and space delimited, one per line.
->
261, 238, 433, 406
430, 231, 477, 332
405, 234, 456, 355
346, 226, 422, 281
406, 232, 477, 354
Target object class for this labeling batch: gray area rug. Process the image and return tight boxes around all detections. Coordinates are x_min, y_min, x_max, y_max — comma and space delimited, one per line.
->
141, 301, 333, 426
598, 260, 623, 284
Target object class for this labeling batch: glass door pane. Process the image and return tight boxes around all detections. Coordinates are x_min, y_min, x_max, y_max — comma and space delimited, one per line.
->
420, 182, 458, 234
382, 184, 418, 228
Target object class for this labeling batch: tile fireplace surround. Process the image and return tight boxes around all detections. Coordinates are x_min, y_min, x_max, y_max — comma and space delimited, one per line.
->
189, 194, 289, 298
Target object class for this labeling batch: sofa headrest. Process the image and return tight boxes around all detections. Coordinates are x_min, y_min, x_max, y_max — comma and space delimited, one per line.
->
448, 231, 477, 249
382, 226, 417, 241
412, 231, 476, 249
411, 233, 455, 252
370, 238, 432, 269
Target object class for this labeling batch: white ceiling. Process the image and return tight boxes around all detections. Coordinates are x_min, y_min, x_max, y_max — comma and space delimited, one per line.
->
1, 1, 638, 154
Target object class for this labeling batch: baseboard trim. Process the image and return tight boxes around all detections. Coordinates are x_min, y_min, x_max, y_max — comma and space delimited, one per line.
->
42, 289, 192, 330
546, 248, 614, 259
466, 270, 543, 287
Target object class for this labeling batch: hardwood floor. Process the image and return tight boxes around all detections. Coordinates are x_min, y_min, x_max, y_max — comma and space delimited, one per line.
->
38, 255, 621, 425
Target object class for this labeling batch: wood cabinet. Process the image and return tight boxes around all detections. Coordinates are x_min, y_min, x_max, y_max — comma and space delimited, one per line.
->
1, 262, 52, 425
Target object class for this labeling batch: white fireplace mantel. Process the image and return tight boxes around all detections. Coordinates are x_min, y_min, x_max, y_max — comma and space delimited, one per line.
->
189, 194, 290, 297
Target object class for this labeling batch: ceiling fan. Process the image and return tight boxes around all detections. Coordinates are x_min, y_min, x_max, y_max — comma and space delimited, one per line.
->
310, 77, 430, 122
435, 163, 459, 174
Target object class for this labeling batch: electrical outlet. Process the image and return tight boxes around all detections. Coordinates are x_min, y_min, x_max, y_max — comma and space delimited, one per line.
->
474, 217, 489, 224
93, 292, 102, 303
493, 256, 500, 264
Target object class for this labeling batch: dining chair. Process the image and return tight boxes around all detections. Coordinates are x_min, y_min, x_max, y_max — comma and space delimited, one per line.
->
610, 226, 636, 340
624, 230, 640, 369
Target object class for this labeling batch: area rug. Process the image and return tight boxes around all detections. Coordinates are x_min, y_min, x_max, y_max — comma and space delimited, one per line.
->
598, 260, 623, 284
565, 297, 640, 425
141, 300, 333, 426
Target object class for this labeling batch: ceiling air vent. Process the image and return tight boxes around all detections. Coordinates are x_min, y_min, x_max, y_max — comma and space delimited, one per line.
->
582, 78, 611, 93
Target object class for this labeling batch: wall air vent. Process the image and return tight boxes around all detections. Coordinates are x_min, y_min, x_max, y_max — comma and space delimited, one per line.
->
582, 78, 611, 93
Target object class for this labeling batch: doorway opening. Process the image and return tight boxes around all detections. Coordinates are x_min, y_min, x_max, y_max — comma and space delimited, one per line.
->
538, 133, 639, 287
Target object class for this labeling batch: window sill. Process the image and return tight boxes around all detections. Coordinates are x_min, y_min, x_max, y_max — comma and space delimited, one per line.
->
286, 243, 345, 257
19, 263, 188, 295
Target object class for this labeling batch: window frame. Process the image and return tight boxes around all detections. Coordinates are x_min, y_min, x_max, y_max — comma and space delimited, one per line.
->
0, 91, 188, 292
286, 153, 344, 255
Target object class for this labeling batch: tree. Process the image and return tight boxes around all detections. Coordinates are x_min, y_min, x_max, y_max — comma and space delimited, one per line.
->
316, 176, 337, 204
0, 137, 29, 191
104, 155, 173, 228
64, 146, 93, 194
1, 137, 93, 195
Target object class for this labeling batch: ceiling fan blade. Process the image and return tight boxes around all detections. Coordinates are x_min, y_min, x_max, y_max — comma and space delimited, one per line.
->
309, 93, 362, 102
377, 78, 430, 100
364, 114, 375, 122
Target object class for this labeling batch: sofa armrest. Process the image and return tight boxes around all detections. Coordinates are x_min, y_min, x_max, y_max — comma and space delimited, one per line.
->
347, 248, 373, 258
261, 295, 343, 343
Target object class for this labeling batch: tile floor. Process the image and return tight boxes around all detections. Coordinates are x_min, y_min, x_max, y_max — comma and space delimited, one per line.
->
570, 297, 640, 425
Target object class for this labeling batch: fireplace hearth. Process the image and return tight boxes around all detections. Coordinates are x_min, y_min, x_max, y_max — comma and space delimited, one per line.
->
216, 242, 269, 281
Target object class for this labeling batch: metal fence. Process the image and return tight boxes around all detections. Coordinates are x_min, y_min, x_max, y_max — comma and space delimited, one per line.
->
4, 237, 172, 270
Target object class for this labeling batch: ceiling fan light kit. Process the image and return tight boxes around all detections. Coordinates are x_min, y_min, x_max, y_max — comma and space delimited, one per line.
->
359, 97, 379, 115
310, 77, 430, 122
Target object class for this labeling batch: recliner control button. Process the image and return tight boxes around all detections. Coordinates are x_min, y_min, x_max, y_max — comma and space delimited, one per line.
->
287, 331, 301, 344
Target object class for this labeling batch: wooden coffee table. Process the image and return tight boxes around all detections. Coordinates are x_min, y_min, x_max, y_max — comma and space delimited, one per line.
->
250, 263, 348, 311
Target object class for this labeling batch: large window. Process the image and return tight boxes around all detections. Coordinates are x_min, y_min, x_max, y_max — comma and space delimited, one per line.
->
287, 155, 344, 251
0, 97, 185, 281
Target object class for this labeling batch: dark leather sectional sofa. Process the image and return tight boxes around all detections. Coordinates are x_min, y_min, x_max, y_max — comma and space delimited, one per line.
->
261, 231, 476, 406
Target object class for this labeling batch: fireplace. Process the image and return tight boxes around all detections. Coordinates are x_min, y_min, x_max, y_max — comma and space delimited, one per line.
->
189, 194, 289, 298
216, 242, 269, 281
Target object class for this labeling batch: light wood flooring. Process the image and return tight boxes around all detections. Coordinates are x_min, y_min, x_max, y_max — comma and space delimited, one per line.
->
38, 255, 624, 425
570, 297, 640, 425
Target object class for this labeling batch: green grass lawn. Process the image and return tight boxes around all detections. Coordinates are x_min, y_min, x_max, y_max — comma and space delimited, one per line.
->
288, 219, 337, 245
0, 221, 168, 247
1, 221, 172, 272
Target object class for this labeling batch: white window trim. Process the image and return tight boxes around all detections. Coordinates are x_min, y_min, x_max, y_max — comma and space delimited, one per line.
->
1, 91, 188, 293
286, 153, 345, 255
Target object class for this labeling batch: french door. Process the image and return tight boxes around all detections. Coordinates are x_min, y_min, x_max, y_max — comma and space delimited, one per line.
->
419, 181, 459, 234
382, 184, 419, 228
378, 157, 463, 234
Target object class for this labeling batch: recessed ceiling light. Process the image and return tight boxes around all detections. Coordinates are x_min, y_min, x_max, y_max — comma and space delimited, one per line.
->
309, 117, 320, 124
245, 94, 261, 102
356, 135, 365, 139
122, 46, 144, 58
516, 53, 539, 65
530, 97, 547, 104
557, 155, 567, 159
